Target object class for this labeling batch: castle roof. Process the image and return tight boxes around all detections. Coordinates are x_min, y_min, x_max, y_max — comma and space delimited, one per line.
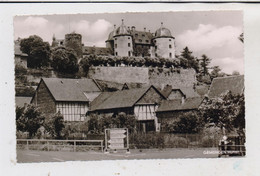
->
154, 23, 174, 39
82, 46, 112, 56
115, 19, 131, 36
131, 30, 153, 45
208, 75, 244, 98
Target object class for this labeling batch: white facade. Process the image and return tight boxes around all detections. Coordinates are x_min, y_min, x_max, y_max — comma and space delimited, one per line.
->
114, 35, 133, 57
154, 37, 175, 59
56, 102, 88, 121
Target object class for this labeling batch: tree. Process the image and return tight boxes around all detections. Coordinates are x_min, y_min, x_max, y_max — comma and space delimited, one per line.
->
51, 46, 79, 74
180, 47, 199, 72
44, 112, 65, 139
200, 54, 211, 76
16, 104, 44, 138
232, 71, 240, 76
199, 91, 245, 135
171, 111, 203, 133
210, 66, 221, 79
20, 35, 51, 68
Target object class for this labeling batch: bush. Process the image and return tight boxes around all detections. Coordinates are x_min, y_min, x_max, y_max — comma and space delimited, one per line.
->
129, 133, 165, 149
164, 135, 189, 148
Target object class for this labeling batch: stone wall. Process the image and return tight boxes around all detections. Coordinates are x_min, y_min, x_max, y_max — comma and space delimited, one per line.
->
88, 66, 150, 84
149, 68, 196, 89
88, 66, 196, 89
31, 80, 56, 115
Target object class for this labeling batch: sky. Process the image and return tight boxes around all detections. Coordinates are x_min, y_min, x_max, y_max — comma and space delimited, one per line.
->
14, 11, 244, 74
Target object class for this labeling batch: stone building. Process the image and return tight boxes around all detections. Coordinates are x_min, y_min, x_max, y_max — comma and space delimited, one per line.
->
31, 78, 102, 121
51, 19, 176, 59
106, 20, 176, 59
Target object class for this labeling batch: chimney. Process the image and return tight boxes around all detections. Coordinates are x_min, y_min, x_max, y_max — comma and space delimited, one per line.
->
131, 26, 135, 31
144, 27, 146, 32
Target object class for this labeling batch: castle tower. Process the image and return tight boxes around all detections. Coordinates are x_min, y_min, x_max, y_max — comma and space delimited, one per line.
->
153, 22, 175, 59
65, 32, 83, 58
113, 19, 133, 57
106, 24, 116, 53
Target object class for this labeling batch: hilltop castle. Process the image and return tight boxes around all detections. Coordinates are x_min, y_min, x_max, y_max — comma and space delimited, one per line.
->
51, 19, 176, 59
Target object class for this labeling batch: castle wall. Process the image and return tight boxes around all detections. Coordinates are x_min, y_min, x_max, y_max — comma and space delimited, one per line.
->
114, 35, 133, 57
149, 68, 196, 89
88, 66, 149, 84
88, 67, 196, 89
154, 37, 175, 59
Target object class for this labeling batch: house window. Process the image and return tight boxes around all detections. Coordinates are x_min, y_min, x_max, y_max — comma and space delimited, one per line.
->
169, 44, 172, 48
155, 53, 158, 57
169, 39, 171, 41
115, 38, 117, 40
169, 52, 172, 58
56, 102, 88, 121
135, 34, 138, 37
139, 39, 142, 42
142, 34, 145, 37
128, 51, 131, 56
128, 37, 130, 39
115, 52, 118, 56
155, 46, 157, 50
146, 40, 149, 43
128, 43, 131, 47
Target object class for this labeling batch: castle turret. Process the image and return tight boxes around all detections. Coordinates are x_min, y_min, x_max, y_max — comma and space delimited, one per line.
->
106, 24, 116, 52
113, 19, 133, 57
153, 22, 175, 59
65, 32, 83, 58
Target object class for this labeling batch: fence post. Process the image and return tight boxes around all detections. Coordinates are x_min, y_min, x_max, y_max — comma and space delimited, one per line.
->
47, 141, 49, 151
74, 141, 76, 152
101, 141, 103, 152
26, 140, 29, 150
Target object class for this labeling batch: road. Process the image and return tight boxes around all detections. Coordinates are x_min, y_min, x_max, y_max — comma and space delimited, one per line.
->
17, 148, 220, 163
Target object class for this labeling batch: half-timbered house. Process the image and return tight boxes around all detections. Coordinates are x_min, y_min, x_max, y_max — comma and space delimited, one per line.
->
89, 85, 166, 132
31, 78, 102, 121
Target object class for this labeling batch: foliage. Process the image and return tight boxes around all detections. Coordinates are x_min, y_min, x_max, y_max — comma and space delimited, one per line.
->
172, 111, 204, 133
210, 66, 226, 80
15, 86, 35, 97
16, 104, 44, 138
87, 113, 137, 134
200, 54, 211, 76
44, 112, 65, 139
129, 132, 165, 149
180, 47, 200, 72
51, 46, 79, 74
20, 35, 51, 68
239, 33, 244, 43
199, 91, 245, 135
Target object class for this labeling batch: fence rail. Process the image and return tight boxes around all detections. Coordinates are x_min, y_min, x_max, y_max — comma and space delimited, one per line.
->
17, 139, 103, 152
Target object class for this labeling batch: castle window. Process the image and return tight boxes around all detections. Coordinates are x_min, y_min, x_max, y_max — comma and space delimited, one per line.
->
155, 53, 157, 57
169, 53, 172, 58
128, 51, 131, 56
115, 44, 117, 48
128, 37, 130, 39
169, 44, 172, 48
142, 34, 145, 37
155, 46, 157, 50
146, 40, 149, 43
139, 39, 142, 42
154, 40, 156, 43
128, 43, 131, 47
169, 39, 171, 41
115, 52, 118, 56
115, 38, 117, 40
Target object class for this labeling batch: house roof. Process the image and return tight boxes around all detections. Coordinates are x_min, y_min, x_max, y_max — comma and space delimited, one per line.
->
90, 85, 164, 111
15, 96, 32, 107
40, 78, 101, 102
208, 75, 244, 98
161, 85, 200, 99
156, 97, 203, 112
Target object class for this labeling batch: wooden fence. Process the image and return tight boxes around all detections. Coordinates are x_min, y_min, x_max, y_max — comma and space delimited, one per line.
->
17, 139, 104, 152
